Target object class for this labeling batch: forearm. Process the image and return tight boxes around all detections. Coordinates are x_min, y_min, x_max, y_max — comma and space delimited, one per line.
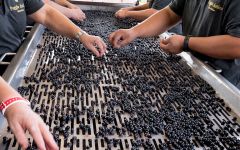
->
126, 8, 158, 21
131, 3, 150, 10
189, 35, 240, 59
54, 0, 69, 7
132, 7, 181, 38
30, 5, 80, 39
44, 1, 72, 18
54, 0, 77, 9
0, 77, 22, 103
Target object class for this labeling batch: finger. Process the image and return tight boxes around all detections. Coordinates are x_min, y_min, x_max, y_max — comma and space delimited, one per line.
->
95, 38, 105, 56
100, 40, 107, 56
159, 42, 168, 50
161, 38, 170, 45
118, 36, 130, 48
87, 44, 100, 57
102, 40, 107, 50
77, 17, 81, 22
112, 33, 123, 48
115, 12, 119, 18
97, 39, 107, 56
79, 15, 85, 21
10, 123, 28, 149
109, 32, 116, 45
100, 38, 107, 49
79, 17, 84, 22
80, 12, 85, 18
39, 123, 58, 150
160, 41, 170, 52
28, 124, 46, 150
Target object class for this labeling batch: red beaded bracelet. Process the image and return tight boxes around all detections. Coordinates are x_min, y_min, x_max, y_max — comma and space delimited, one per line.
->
0, 97, 30, 115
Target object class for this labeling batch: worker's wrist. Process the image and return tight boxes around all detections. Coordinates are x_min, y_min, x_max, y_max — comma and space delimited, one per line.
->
1, 97, 30, 116
183, 35, 192, 52
124, 10, 130, 18
130, 27, 139, 39
75, 29, 88, 42
4, 101, 31, 120
124, 7, 133, 11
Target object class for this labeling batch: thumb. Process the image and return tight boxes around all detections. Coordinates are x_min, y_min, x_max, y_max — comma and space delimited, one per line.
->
119, 37, 131, 48
160, 38, 170, 45
87, 44, 100, 57
160, 40, 170, 51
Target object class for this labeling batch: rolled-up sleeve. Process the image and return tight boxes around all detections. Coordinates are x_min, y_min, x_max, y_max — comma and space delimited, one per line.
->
149, 0, 154, 8
151, 0, 172, 10
169, 0, 186, 16
24, 0, 44, 15
224, 0, 240, 37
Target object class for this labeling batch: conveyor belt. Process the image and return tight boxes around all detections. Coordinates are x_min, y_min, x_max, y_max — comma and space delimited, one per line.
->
0, 10, 240, 150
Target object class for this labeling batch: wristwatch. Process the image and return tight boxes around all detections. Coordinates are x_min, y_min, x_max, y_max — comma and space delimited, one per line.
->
75, 30, 87, 41
183, 35, 192, 52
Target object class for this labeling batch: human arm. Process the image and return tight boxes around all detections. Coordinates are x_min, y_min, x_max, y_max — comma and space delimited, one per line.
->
0, 77, 58, 150
43, 0, 85, 21
126, 3, 150, 11
116, 8, 158, 21
110, 6, 181, 48
53, 0, 79, 9
160, 35, 240, 59
115, 3, 150, 19
29, 4, 106, 57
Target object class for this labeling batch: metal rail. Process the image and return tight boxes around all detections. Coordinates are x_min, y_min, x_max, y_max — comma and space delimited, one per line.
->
180, 52, 240, 117
2, 25, 45, 88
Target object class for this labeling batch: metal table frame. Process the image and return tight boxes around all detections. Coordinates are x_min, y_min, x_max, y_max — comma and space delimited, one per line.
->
1, 0, 240, 139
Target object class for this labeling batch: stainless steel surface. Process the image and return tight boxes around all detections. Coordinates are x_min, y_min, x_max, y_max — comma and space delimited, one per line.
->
73, 0, 135, 11
159, 32, 240, 117
2, 25, 45, 88
0, 25, 34, 76
0, 25, 44, 135
0, 53, 16, 63
180, 52, 240, 117
0, 2, 240, 149
72, 0, 135, 6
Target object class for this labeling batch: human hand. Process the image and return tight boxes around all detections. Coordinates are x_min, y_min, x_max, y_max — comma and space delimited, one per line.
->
117, 7, 133, 12
69, 8, 86, 21
109, 29, 137, 48
4, 102, 58, 150
80, 34, 107, 57
67, 3, 79, 9
115, 9, 129, 19
160, 35, 185, 54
